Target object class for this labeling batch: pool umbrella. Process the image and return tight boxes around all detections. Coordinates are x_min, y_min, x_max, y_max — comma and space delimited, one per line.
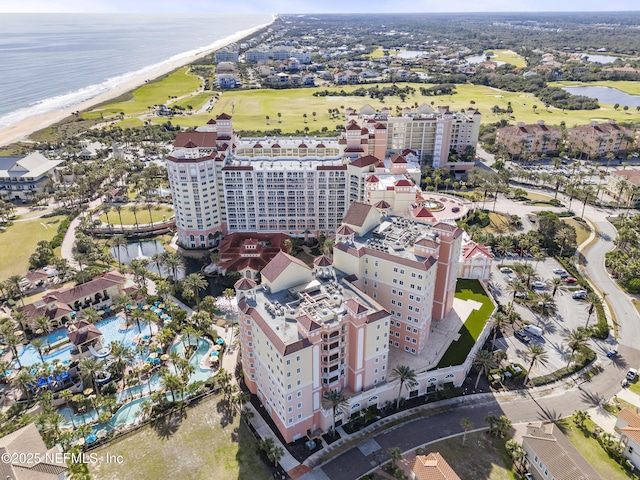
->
210, 351, 219, 357
160, 354, 169, 361
15, 331, 23, 337
86, 434, 97, 444
213, 345, 221, 351
153, 358, 161, 365
216, 338, 224, 345
83, 388, 94, 396
35, 329, 43, 335
146, 356, 154, 363
142, 305, 149, 310
75, 438, 85, 446
96, 429, 108, 439
158, 304, 165, 309
37, 378, 48, 387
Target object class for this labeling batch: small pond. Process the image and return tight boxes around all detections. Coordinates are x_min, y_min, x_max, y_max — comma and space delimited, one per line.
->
562, 86, 640, 108
574, 53, 621, 64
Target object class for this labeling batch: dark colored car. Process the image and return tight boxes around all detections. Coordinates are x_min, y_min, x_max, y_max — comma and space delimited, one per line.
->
514, 330, 531, 344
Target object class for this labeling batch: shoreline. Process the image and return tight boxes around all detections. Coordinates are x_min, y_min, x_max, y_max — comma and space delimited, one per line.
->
0, 15, 275, 148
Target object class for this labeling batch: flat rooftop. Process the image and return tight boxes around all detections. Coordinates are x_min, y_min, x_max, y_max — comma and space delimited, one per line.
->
252, 271, 383, 345
351, 215, 439, 262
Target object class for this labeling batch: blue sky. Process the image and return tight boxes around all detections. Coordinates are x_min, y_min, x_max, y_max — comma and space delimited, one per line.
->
0, 0, 638, 13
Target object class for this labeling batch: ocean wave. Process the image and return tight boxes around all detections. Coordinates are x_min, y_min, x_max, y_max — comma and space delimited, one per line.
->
0, 18, 273, 132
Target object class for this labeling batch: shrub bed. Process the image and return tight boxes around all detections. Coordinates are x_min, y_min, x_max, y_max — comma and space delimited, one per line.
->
532, 346, 596, 386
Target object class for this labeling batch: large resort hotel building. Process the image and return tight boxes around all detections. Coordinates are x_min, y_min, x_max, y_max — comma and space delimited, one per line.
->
237, 202, 466, 442
166, 105, 480, 249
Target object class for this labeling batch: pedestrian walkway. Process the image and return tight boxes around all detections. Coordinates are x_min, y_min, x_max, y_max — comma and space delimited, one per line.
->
245, 403, 300, 472
617, 388, 640, 408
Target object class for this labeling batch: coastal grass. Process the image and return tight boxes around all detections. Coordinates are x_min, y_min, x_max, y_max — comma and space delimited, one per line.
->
171, 91, 217, 111
0, 215, 65, 279
416, 431, 516, 480
100, 205, 174, 226
115, 118, 144, 129
83, 67, 201, 120
525, 191, 555, 203
558, 417, 637, 480
437, 280, 494, 368
89, 395, 272, 480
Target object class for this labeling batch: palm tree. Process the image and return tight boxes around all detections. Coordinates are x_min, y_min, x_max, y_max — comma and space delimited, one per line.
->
585, 292, 602, 327
31, 338, 46, 363
490, 312, 508, 346
79, 308, 100, 324
182, 273, 208, 308
60, 389, 75, 428
550, 277, 564, 296
79, 357, 103, 395
473, 349, 497, 389
111, 235, 127, 268
523, 344, 548, 385
131, 204, 140, 228
460, 418, 474, 445
114, 204, 124, 233
323, 390, 348, 436
11, 369, 35, 400
267, 445, 285, 467
505, 439, 526, 474
152, 252, 164, 275
564, 329, 589, 369
161, 372, 184, 403
146, 203, 154, 227
388, 447, 403, 469
485, 414, 512, 438
156, 279, 171, 301
162, 251, 184, 282
35, 316, 52, 343
391, 365, 416, 409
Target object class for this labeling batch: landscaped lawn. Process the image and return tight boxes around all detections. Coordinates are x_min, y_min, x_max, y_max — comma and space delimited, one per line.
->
417, 431, 516, 480
437, 279, 494, 368
171, 91, 216, 111
558, 417, 638, 480
0, 215, 65, 279
483, 212, 515, 234
562, 218, 591, 246
100, 205, 174, 226
84, 67, 201, 120
89, 395, 272, 480
525, 191, 555, 203
488, 49, 527, 68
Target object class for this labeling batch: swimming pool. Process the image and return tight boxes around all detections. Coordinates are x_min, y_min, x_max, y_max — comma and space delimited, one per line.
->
45, 328, 68, 345
171, 337, 213, 384
17, 316, 156, 367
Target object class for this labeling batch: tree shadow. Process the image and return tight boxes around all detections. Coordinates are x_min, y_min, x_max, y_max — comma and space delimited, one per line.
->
536, 404, 562, 423
609, 355, 629, 370
150, 409, 186, 439
216, 399, 235, 428
580, 389, 607, 409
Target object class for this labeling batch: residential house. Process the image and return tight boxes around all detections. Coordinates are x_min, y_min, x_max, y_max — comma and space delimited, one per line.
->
410, 452, 461, 480
616, 408, 640, 468
0, 423, 68, 480
0, 152, 63, 201
521, 422, 601, 480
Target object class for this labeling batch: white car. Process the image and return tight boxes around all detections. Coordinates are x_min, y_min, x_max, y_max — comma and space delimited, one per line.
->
627, 368, 638, 381
553, 268, 567, 275
500, 267, 513, 274
572, 290, 587, 299
532, 281, 546, 289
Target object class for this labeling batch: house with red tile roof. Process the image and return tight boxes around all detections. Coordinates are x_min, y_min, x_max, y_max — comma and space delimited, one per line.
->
616, 408, 640, 468
410, 452, 460, 480
459, 240, 493, 284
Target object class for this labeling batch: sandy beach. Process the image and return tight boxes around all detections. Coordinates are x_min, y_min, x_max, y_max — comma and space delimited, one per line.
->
0, 17, 274, 148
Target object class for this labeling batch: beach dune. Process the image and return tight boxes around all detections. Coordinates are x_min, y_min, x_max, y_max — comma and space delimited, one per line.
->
0, 18, 274, 148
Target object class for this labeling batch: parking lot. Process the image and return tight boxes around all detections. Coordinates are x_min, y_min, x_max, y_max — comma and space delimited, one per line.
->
488, 256, 616, 378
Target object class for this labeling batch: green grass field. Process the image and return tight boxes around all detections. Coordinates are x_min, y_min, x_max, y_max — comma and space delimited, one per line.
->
558, 417, 638, 480
101, 205, 174, 226
488, 50, 527, 68
0, 215, 65, 279
84, 67, 201, 120
483, 212, 515, 234
418, 431, 516, 480
437, 280, 495, 368
89, 395, 271, 480
525, 191, 555, 203
171, 91, 216, 111
562, 218, 591, 245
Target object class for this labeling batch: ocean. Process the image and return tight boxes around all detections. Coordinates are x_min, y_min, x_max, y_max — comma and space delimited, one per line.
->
0, 13, 273, 131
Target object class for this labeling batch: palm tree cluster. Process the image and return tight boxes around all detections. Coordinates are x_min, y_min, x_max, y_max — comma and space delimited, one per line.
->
606, 215, 640, 290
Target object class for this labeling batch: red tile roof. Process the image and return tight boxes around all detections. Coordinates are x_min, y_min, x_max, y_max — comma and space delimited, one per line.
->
374, 200, 391, 209
391, 154, 408, 164
395, 179, 413, 187
174, 132, 218, 148
411, 453, 461, 480
313, 255, 333, 267
261, 251, 311, 283
67, 320, 102, 345
342, 202, 376, 228
366, 174, 379, 182
235, 278, 257, 291
336, 224, 355, 236
217, 113, 232, 120
350, 155, 379, 168
463, 242, 493, 259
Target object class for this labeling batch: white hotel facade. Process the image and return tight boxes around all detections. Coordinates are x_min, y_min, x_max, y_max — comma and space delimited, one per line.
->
166, 106, 479, 249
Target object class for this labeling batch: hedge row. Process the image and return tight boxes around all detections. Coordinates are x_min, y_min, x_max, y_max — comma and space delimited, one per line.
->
532, 347, 596, 387
48, 215, 74, 249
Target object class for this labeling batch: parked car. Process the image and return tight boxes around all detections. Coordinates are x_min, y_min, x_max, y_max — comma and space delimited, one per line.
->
500, 267, 513, 274
565, 277, 578, 284
532, 281, 546, 289
572, 290, 587, 299
524, 325, 543, 337
553, 268, 567, 275
514, 330, 531, 344
627, 368, 638, 381
607, 350, 618, 358
515, 291, 529, 299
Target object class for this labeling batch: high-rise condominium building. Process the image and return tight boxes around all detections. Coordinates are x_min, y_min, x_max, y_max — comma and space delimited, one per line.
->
166, 106, 478, 248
